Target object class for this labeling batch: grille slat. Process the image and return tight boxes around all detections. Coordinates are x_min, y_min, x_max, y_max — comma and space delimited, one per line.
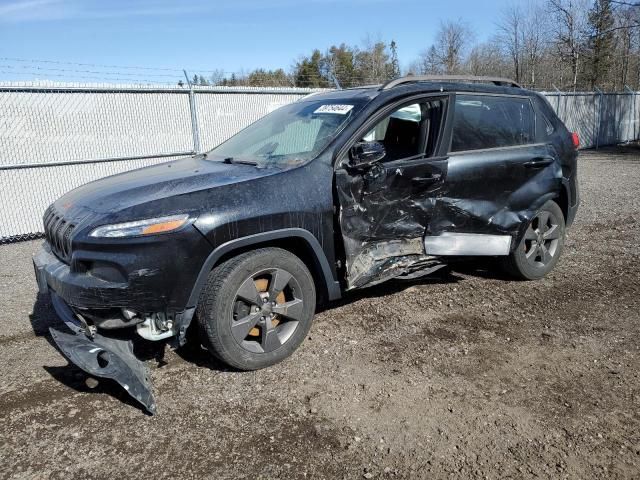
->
42, 207, 75, 263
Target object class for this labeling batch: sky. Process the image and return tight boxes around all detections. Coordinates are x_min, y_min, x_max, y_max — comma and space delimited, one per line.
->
0, 0, 514, 83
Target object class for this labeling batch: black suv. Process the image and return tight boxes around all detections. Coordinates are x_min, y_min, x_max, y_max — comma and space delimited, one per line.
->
34, 76, 579, 413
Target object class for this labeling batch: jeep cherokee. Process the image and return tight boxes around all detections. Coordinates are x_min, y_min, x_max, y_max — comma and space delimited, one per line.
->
33, 76, 580, 413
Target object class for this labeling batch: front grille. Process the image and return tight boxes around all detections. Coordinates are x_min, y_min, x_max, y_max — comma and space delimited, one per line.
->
43, 206, 75, 263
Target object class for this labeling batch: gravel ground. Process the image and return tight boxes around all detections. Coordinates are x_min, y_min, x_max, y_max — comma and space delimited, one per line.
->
1, 147, 639, 479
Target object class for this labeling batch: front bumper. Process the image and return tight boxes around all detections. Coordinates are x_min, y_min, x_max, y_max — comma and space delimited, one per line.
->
34, 244, 158, 413
33, 243, 140, 310
46, 289, 157, 413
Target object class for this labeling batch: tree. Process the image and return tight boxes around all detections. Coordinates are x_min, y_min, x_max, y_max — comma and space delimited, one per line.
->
497, 3, 524, 82
614, 5, 637, 88
354, 39, 393, 84
522, 1, 547, 87
247, 68, 291, 87
548, 0, 589, 90
180, 2, 640, 92
293, 39, 398, 88
294, 50, 328, 88
586, 0, 616, 88
208, 69, 226, 86
465, 39, 511, 76
389, 40, 401, 79
320, 44, 356, 87
417, 20, 474, 74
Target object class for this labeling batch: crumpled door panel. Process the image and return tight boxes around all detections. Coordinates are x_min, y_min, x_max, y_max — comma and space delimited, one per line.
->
335, 157, 447, 289
336, 145, 563, 290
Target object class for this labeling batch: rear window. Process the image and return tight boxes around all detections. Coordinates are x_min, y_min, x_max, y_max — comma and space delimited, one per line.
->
451, 95, 535, 152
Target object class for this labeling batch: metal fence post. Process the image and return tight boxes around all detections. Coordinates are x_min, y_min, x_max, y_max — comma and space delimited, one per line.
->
595, 87, 603, 150
625, 85, 637, 142
183, 70, 202, 154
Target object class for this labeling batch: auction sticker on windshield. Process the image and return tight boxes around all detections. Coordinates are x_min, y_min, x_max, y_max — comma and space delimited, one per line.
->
314, 104, 354, 115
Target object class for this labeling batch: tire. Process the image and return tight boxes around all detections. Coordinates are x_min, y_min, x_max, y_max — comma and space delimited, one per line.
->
501, 200, 566, 280
196, 247, 316, 370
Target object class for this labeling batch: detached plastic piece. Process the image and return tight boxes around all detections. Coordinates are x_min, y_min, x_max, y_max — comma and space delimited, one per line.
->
49, 327, 156, 415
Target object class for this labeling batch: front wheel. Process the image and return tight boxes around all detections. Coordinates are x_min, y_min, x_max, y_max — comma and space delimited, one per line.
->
196, 248, 316, 370
501, 200, 566, 280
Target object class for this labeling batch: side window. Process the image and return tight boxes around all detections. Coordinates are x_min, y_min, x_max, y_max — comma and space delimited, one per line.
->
359, 99, 446, 162
450, 95, 535, 152
541, 112, 555, 136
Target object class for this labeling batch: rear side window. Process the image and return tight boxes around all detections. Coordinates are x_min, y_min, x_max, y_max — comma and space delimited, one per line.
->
451, 95, 535, 152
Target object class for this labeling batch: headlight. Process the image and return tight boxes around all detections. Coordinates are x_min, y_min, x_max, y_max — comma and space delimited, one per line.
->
89, 214, 189, 238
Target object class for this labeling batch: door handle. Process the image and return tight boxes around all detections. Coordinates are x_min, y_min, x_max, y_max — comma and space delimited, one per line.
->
523, 156, 554, 168
411, 173, 442, 185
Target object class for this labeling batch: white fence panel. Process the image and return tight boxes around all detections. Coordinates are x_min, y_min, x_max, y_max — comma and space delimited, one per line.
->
0, 88, 194, 167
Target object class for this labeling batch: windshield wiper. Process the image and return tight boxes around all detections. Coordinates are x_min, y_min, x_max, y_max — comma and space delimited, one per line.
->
222, 157, 258, 166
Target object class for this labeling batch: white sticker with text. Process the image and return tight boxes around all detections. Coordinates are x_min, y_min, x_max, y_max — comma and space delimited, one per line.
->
314, 104, 354, 115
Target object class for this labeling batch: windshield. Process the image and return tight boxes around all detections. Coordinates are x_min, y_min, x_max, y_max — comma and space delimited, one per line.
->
206, 99, 366, 167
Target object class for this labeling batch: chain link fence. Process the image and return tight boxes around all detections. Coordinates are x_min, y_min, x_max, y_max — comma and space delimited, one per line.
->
543, 91, 639, 149
1, 83, 638, 241
0, 83, 318, 241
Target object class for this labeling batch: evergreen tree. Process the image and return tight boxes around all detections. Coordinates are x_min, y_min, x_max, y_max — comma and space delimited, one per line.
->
586, 0, 615, 88
321, 44, 356, 87
294, 50, 328, 88
389, 40, 401, 79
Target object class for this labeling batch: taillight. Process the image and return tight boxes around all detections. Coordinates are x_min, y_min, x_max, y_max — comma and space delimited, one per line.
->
571, 132, 580, 149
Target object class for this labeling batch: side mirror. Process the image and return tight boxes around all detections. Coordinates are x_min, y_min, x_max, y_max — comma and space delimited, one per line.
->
349, 141, 386, 168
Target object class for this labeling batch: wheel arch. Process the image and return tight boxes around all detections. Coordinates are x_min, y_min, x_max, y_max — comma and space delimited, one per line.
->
556, 183, 569, 224
186, 229, 342, 309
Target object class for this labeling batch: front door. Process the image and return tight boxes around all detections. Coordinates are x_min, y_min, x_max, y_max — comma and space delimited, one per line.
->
335, 97, 449, 289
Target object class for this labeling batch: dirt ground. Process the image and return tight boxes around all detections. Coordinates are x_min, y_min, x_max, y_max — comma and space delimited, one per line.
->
1, 147, 639, 479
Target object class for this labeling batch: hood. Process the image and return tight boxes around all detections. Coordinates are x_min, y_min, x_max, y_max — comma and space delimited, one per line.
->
54, 156, 277, 219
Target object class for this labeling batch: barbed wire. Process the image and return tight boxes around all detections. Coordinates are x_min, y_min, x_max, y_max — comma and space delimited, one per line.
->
0, 70, 179, 85
0, 57, 192, 73
0, 68, 386, 87
0, 64, 181, 79
0, 56, 393, 78
0, 57, 427, 90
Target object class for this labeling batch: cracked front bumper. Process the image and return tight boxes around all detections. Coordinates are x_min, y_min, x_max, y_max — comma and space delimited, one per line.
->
49, 326, 156, 414
34, 248, 157, 414
46, 289, 156, 414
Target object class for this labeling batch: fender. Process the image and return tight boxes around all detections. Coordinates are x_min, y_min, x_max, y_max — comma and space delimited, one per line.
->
186, 228, 342, 309
510, 185, 568, 252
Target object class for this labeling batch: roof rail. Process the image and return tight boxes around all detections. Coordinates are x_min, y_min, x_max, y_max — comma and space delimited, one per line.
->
380, 75, 523, 90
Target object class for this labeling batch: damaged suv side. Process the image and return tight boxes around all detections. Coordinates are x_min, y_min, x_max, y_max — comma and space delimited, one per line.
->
33, 76, 579, 413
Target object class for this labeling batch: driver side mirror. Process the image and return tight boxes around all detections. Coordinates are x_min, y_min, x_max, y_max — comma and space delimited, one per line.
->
349, 141, 386, 169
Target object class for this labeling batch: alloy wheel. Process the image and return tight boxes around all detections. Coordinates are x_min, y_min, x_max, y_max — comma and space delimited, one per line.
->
231, 268, 304, 354
523, 210, 562, 268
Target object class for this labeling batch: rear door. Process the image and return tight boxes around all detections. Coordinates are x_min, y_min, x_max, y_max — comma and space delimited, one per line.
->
428, 93, 561, 254
335, 96, 450, 289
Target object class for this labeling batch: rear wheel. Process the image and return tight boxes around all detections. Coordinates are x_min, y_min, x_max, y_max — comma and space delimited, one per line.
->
196, 248, 316, 370
501, 200, 565, 280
